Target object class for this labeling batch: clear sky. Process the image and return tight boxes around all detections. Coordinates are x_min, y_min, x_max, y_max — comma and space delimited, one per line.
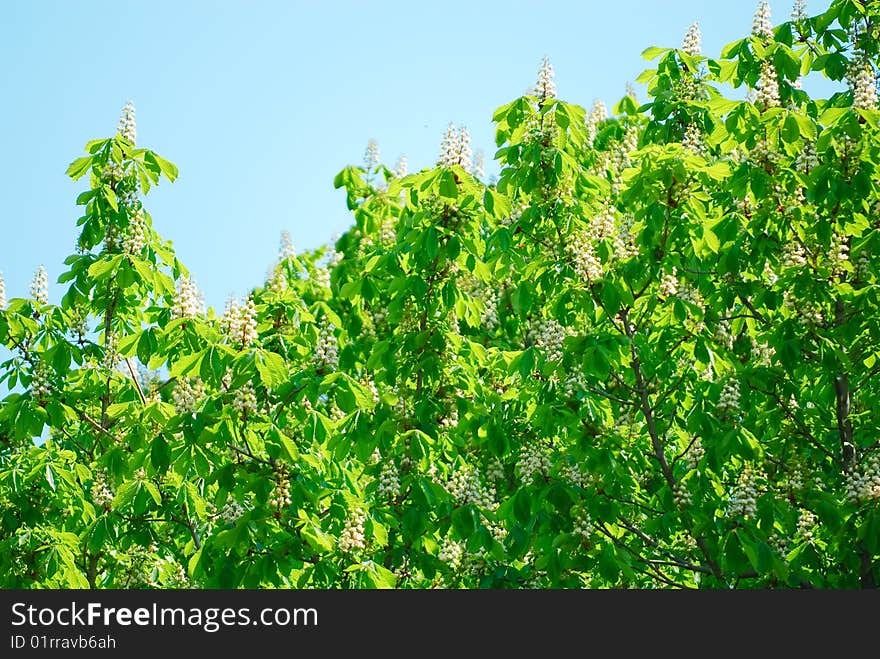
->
0, 1, 825, 312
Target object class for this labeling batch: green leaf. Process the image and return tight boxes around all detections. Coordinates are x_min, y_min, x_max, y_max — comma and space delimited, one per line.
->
143, 481, 162, 506
188, 547, 203, 578
113, 481, 138, 508
513, 489, 531, 526
88, 254, 123, 281
302, 524, 333, 553
66, 156, 93, 180
365, 562, 397, 589
704, 228, 720, 253
256, 349, 287, 389
641, 46, 670, 60
147, 152, 179, 182
170, 350, 205, 378
439, 170, 459, 198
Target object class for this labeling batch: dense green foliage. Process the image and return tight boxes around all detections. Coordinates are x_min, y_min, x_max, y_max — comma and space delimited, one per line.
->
1, 0, 879, 589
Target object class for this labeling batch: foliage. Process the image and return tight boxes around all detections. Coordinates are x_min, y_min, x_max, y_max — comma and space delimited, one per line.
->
1, 0, 879, 588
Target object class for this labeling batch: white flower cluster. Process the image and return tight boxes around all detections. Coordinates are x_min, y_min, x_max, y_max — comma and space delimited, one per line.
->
516, 442, 552, 482
123, 209, 147, 256
338, 507, 367, 553
232, 382, 257, 417
856, 250, 871, 281
103, 332, 120, 371
31, 265, 49, 306
123, 544, 156, 588
312, 321, 339, 370
682, 122, 706, 156
726, 466, 759, 518
438, 123, 472, 170
783, 290, 824, 326
376, 460, 400, 501
481, 294, 499, 330
172, 275, 205, 319
485, 519, 508, 544
268, 466, 291, 509
103, 159, 125, 183
30, 360, 52, 400
750, 338, 775, 366
752, 0, 774, 40
573, 508, 593, 540
393, 557, 412, 583
568, 231, 603, 284
447, 465, 496, 508
717, 379, 741, 416
795, 509, 817, 543
104, 224, 122, 253
438, 402, 459, 429
329, 405, 346, 423
828, 233, 849, 273
379, 218, 396, 244
755, 61, 781, 108
659, 267, 679, 298
585, 99, 608, 144
118, 101, 136, 144
91, 470, 114, 508
714, 319, 734, 351
172, 377, 206, 415
392, 155, 408, 178
685, 438, 705, 470
117, 180, 139, 210
621, 124, 639, 157
795, 141, 818, 173
360, 375, 379, 405
848, 60, 878, 110
472, 149, 485, 180
529, 318, 570, 362
562, 369, 587, 398
682, 22, 702, 57
364, 138, 380, 170
762, 261, 779, 286
791, 0, 807, 25
218, 498, 245, 525
673, 481, 692, 507
616, 214, 639, 260
486, 459, 505, 483
592, 203, 617, 240
844, 455, 880, 504
769, 532, 789, 556
782, 465, 806, 492
221, 295, 258, 347
782, 240, 808, 268
438, 537, 464, 570
140, 368, 161, 400
534, 55, 557, 100
160, 558, 189, 588
559, 460, 592, 488
279, 230, 296, 261
748, 138, 782, 167
0, 271, 6, 310
265, 265, 287, 295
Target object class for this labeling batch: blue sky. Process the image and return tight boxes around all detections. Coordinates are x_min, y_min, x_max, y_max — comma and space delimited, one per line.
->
1, 1, 823, 311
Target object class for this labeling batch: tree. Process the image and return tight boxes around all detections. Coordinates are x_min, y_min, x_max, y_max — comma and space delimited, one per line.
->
1, 0, 878, 589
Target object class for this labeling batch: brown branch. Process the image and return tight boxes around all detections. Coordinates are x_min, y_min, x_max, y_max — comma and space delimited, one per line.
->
737, 293, 769, 326
621, 309, 672, 485
125, 357, 147, 405
80, 411, 120, 445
